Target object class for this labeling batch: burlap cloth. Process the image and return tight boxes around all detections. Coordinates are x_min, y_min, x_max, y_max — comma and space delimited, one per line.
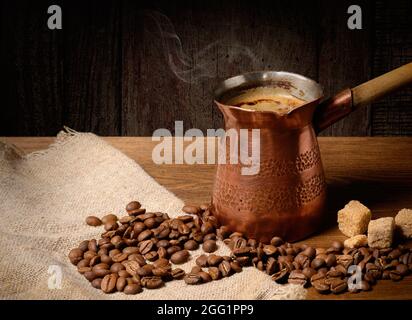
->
0, 129, 306, 300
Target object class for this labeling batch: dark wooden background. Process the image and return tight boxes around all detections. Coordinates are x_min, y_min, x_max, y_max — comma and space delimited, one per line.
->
1, 0, 411, 136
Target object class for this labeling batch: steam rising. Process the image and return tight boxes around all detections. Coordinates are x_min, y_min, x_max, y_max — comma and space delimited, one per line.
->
144, 10, 259, 83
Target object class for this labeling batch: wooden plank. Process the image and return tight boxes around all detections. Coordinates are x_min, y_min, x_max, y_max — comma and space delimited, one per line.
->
318, 0, 373, 136
62, 0, 121, 135
2, 136, 412, 299
371, 0, 412, 136
0, 0, 64, 136
121, 0, 318, 135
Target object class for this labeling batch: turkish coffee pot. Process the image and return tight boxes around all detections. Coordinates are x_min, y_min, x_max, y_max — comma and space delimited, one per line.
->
211, 62, 412, 242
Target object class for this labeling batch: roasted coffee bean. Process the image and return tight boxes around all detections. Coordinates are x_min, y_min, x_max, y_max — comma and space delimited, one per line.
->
130, 274, 141, 284
137, 264, 153, 277
263, 245, 277, 256
170, 250, 190, 264
116, 276, 127, 292
184, 240, 199, 251
230, 261, 242, 273
382, 270, 391, 280
388, 249, 402, 260
288, 270, 307, 286
86, 239, 97, 252
86, 216, 102, 227
141, 276, 164, 289
266, 257, 277, 275
232, 247, 251, 257
256, 261, 264, 271
156, 239, 170, 248
294, 254, 310, 268
102, 214, 118, 224
178, 215, 194, 224
219, 260, 232, 277
207, 254, 223, 267
331, 241, 344, 252
202, 234, 216, 242
359, 280, 371, 291
203, 240, 217, 253
334, 264, 347, 275
201, 222, 214, 235
312, 279, 330, 293
325, 254, 337, 268
270, 237, 283, 246
302, 247, 316, 259
365, 263, 382, 280
178, 223, 191, 235
337, 255, 353, 269
126, 201, 141, 213
83, 250, 97, 260
363, 272, 376, 284
156, 247, 166, 259
217, 226, 231, 239
139, 239, 154, 255
101, 274, 118, 293
118, 270, 130, 278
208, 267, 221, 280
311, 258, 326, 270
184, 273, 202, 285
68, 248, 84, 265
152, 267, 171, 277
104, 220, 119, 231
137, 229, 153, 242
100, 254, 112, 264
128, 253, 145, 266
171, 268, 185, 279
152, 258, 169, 269
191, 230, 203, 242
122, 247, 139, 255
302, 267, 317, 279
93, 269, 111, 278
124, 283, 143, 294
78, 240, 90, 252
77, 258, 91, 269
167, 246, 182, 256
396, 264, 409, 276
84, 271, 97, 281
91, 278, 102, 289
198, 271, 212, 283
196, 254, 209, 267
112, 252, 129, 263
110, 262, 125, 273
293, 261, 301, 272
329, 278, 347, 294
144, 217, 158, 229
145, 251, 158, 262
182, 205, 200, 215
78, 266, 92, 274
190, 266, 202, 274
93, 262, 110, 271
235, 256, 251, 267
272, 268, 289, 283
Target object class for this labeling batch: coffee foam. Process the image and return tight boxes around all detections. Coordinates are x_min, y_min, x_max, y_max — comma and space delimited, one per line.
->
226, 86, 306, 114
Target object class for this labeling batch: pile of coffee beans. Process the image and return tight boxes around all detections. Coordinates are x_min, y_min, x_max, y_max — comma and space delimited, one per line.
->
69, 201, 412, 295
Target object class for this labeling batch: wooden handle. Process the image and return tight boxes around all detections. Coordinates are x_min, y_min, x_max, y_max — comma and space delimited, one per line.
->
352, 62, 412, 108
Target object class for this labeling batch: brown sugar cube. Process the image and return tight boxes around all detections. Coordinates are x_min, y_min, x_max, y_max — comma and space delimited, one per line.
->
367, 217, 395, 249
337, 200, 371, 237
344, 235, 368, 249
395, 208, 412, 239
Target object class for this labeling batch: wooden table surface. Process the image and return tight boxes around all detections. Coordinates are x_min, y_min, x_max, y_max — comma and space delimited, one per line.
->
2, 136, 412, 300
